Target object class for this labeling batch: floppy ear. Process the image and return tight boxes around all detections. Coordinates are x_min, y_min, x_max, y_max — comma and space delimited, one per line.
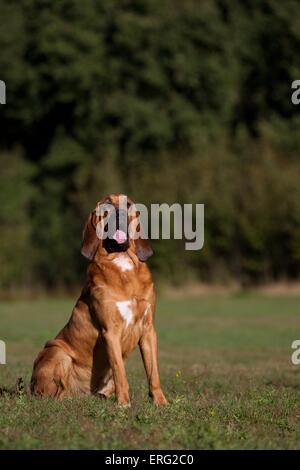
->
81, 212, 100, 261
135, 237, 153, 262
128, 201, 153, 262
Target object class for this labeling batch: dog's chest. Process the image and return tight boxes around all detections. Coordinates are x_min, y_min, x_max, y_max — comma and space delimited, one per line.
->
116, 298, 151, 327
110, 253, 153, 342
115, 297, 152, 353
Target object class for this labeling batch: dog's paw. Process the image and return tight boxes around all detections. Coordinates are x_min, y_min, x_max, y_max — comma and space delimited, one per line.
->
118, 401, 131, 409
151, 390, 168, 406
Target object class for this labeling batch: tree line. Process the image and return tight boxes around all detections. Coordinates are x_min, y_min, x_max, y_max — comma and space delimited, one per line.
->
0, 0, 300, 292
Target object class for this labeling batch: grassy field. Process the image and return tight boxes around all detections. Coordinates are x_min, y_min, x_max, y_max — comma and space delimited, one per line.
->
0, 293, 300, 449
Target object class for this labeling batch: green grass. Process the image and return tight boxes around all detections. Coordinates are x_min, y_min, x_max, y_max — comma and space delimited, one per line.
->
1, 293, 300, 449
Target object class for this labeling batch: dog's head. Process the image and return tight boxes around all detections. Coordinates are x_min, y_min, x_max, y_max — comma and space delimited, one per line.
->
81, 194, 153, 262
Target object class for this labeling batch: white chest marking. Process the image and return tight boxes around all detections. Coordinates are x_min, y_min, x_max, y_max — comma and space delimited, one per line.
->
113, 255, 133, 272
116, 300, 133, 327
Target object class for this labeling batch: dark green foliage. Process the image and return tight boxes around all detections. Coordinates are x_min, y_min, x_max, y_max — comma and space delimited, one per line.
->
0, 0, 300, 290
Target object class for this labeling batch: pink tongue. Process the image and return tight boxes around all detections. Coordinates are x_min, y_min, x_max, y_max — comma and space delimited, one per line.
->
113, 230, 127, 244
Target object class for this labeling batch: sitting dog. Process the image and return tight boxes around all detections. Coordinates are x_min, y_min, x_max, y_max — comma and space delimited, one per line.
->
31, 194, 168, 406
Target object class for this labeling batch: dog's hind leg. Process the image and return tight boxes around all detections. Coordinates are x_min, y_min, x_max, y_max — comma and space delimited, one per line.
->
31, 346, 75, 398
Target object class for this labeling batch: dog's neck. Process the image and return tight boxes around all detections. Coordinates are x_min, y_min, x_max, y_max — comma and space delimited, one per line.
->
92, 246, 140, 268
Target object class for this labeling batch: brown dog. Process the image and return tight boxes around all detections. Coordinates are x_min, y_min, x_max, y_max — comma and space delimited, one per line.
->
31, 194, 167, 406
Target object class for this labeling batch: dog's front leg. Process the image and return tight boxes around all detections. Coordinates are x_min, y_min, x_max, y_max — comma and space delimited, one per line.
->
102, 330, 130, 407
139, 326, 168, 406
